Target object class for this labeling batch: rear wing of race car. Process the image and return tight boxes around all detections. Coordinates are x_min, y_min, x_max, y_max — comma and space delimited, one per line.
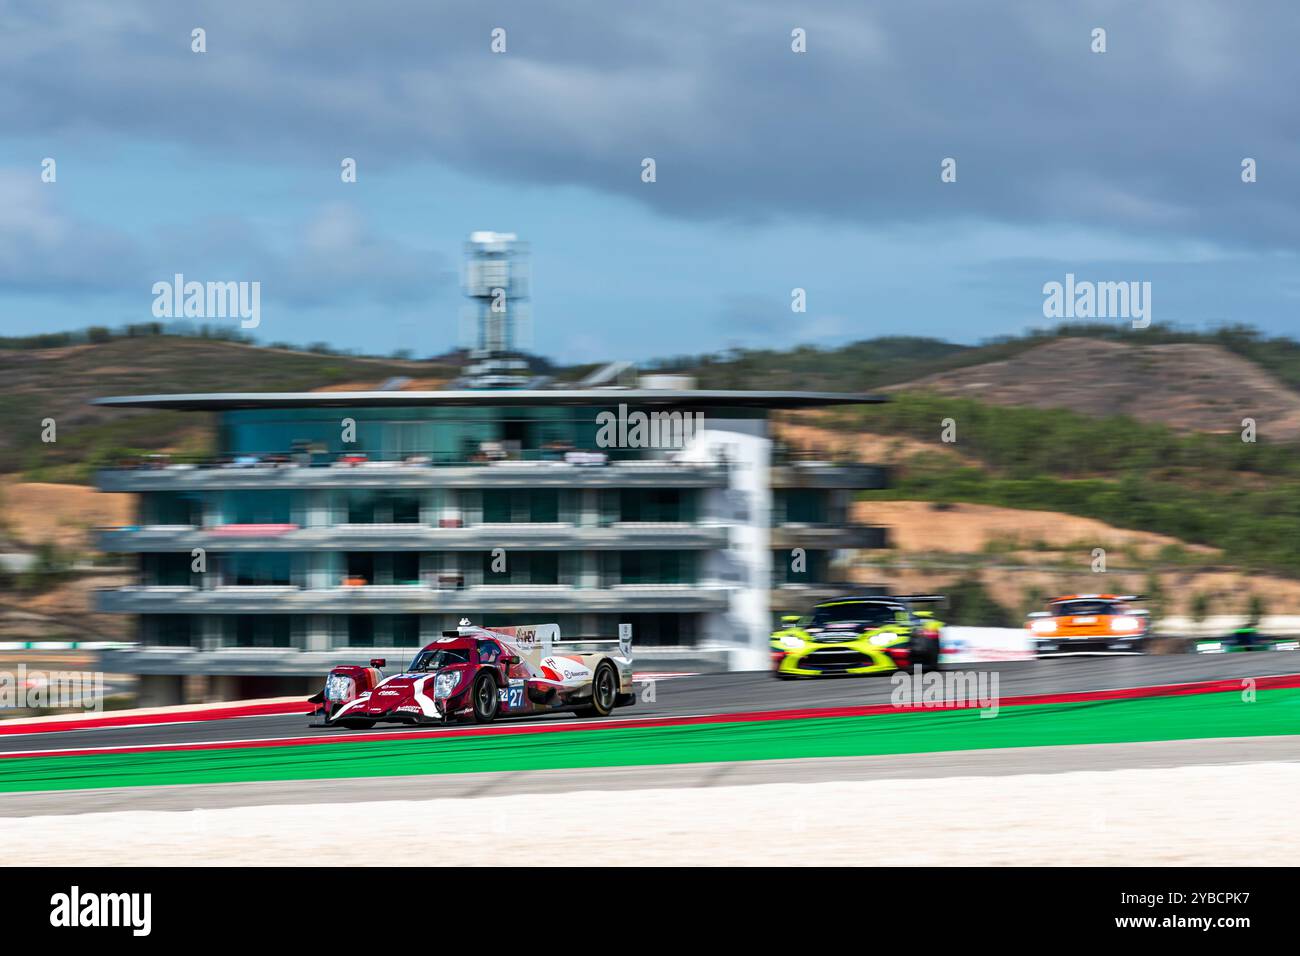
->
553, 622, 634, 658
894, 594, 947, 614
1038, 596, 1150, 617
463, 621, 633, 658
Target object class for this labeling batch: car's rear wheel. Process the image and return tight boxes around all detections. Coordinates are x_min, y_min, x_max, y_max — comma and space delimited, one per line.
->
576, 662, 618, 717
471, 672, 499, 724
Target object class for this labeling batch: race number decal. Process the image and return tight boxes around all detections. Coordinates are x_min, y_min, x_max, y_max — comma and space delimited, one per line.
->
498, 686, 525, 709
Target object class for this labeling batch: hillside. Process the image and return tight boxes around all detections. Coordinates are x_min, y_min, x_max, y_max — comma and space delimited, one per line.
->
8, 323, 1300, 485
847, 501, 1300, 617
0, 335, 456, 480
0, 479, 132, 550
656, 323, 1300, 433
776, 402, 1300, 578
0, 480, 134, 641
888, 338, 1300, 439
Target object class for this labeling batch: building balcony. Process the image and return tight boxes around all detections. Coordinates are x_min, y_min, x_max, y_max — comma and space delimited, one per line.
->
96, 583, 732, 614
94, 459, 729, 492
770, 524, 888, 550
96, 522, 730, 552
769, 462, 888, 489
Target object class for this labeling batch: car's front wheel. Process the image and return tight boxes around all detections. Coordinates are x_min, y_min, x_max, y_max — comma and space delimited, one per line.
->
471, 672, 499, 724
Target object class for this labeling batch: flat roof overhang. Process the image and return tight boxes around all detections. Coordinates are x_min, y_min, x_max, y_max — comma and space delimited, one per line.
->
89, 389, 885, 411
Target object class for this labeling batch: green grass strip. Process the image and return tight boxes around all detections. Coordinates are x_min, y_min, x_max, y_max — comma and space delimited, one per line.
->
2, 688, 1297, 793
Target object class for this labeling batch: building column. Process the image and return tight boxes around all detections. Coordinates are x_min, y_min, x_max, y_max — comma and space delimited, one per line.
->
199, 615, 221, 652
578, 489, 600, 527
578, 550, 600, 589
205, 491, 226, 527
304, 490, 331, 528
421, 489, 439, 526
304, 614, 330, 652
209, 675, 242, 702
136, 675, 184, 707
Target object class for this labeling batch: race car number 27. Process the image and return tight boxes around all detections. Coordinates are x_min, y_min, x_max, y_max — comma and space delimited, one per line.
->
498, 686, 524, 710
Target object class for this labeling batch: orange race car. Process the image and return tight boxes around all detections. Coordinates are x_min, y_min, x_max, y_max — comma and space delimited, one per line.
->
1027, 594, 1150, 657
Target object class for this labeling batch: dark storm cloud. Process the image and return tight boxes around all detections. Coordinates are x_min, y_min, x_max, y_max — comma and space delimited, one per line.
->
3, 0, 1297, 246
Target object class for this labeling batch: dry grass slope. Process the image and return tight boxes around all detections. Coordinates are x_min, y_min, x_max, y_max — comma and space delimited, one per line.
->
887, 338, 1300, 439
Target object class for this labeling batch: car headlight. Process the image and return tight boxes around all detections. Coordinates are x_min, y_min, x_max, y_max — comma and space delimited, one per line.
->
324, 674, 356, 702
1031, 618, 1057, 634
1109, 616, 1140, 632
869, 632, 898, 646
434, 671, 462, 697
777, 635, 805, 650
1197, 642, 1223, 654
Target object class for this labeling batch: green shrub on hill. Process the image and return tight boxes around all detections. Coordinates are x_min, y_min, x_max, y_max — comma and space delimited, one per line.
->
944, 576, 1016, 627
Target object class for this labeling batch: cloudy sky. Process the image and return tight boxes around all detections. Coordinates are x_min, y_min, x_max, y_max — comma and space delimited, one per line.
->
1, 0, 1296, 362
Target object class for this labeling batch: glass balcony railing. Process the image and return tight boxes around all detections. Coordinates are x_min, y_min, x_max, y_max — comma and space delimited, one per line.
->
99, 445, 720, 471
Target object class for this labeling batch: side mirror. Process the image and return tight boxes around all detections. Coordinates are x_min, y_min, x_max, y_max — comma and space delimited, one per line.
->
780, 615, 801, 625
369, 658, 387, 668
914, 611, 933, 619
503, 655, 520, 666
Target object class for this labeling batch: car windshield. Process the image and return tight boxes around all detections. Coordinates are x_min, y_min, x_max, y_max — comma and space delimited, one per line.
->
1053, 601, 1118, 617
809, 602, 899, 627
407, 647, 471, 671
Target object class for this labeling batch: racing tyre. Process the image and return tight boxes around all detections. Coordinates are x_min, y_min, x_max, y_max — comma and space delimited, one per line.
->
916, 634, 941, 672
471, 672, 499, 724
576, 662, 618, 717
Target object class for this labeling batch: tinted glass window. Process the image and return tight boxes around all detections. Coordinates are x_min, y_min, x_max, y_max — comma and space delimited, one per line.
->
1053, 601, 1117, 616
408, 648, 472, 671
810, 602, 899, 627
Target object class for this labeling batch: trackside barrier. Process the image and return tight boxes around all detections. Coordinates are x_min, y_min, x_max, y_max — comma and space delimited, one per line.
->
940, 627, 1033, 663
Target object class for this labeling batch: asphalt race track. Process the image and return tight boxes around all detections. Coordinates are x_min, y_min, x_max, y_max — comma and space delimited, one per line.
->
2, 653, 1296, 755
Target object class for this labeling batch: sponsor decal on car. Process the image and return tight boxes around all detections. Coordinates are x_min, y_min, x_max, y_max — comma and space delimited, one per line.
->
539, 656, 591, 683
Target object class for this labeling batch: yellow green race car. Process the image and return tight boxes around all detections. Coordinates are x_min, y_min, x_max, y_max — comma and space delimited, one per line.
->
771, 595, 945, 678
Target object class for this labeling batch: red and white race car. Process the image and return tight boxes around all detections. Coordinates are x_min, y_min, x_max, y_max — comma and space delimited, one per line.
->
310, 619, 636, 728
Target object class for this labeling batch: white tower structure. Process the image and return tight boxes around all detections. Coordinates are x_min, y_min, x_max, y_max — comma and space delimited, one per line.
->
462, 231, 531, 388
